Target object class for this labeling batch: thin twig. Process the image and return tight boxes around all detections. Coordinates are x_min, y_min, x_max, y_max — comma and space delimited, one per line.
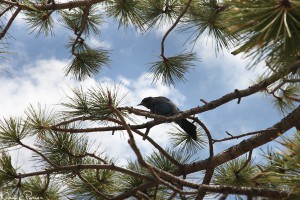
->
54, 116, 121, 127
150, 167, 198, 195
0, 7, 21, 40
71, 5, 90, 55
18, 141, 58, 168
268, 81, 285, 94
213, 128, 278, 143
133, 129, 183, 168
192, 118, 214, 199
107, 93, 146, 167
161, 0, 193, 57
41, 173, 50, 193
192, 117, 214, 158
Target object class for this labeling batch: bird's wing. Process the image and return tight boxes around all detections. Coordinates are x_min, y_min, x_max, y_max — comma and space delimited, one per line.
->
152, 97, 180, 115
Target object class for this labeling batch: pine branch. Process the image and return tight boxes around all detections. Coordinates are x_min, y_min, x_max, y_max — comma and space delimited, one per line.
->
126, 64, 299, 119
0, 7, 21, 40
182, 105, 300, 173
77, 172, 110, 199
0, 0, 107, 11
235, 151, 253, 175
132, 129, 184, 169
18, 140, 58, 168
284, 93, 300, 103
17, 163, 153, 181
161, 0, 192, 57
71, 6, 90, 55
45, 66, 297, 135
283, 78, 300, 83
149, 167, 198, 195
116, 162, 291, 199
107, 92, 146, 167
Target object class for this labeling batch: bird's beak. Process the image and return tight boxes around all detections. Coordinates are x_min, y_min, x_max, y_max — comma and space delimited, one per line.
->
137, 103, 142, 106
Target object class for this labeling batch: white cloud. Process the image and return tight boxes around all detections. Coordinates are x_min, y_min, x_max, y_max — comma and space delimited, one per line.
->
194, 37, 265, 90
1, 58, 71, 117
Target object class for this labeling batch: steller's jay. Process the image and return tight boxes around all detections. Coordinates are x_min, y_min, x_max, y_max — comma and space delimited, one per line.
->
138, 96, 197, 140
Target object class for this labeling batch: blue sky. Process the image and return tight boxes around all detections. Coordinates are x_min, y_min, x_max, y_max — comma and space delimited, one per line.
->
0, 10, 289, 194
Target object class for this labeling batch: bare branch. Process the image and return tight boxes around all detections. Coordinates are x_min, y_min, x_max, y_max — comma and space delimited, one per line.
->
182, 105, 300, 173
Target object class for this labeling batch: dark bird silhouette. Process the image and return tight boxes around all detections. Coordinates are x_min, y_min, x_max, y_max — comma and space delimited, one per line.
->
138, 96, 197, 140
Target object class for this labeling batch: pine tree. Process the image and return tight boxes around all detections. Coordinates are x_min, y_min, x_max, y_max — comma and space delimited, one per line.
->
0, 0, 300, 199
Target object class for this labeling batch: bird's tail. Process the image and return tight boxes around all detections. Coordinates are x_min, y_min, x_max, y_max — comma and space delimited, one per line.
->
177, 119, 197, 140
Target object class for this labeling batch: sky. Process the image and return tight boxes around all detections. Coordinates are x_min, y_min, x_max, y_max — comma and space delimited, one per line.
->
0, 7, 294, 198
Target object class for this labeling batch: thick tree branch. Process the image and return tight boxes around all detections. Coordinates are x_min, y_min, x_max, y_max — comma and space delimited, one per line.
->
17, 163, 153, 182
196, 184, 290, 199
182, 105, 300, 173
0, 0, 106, 11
